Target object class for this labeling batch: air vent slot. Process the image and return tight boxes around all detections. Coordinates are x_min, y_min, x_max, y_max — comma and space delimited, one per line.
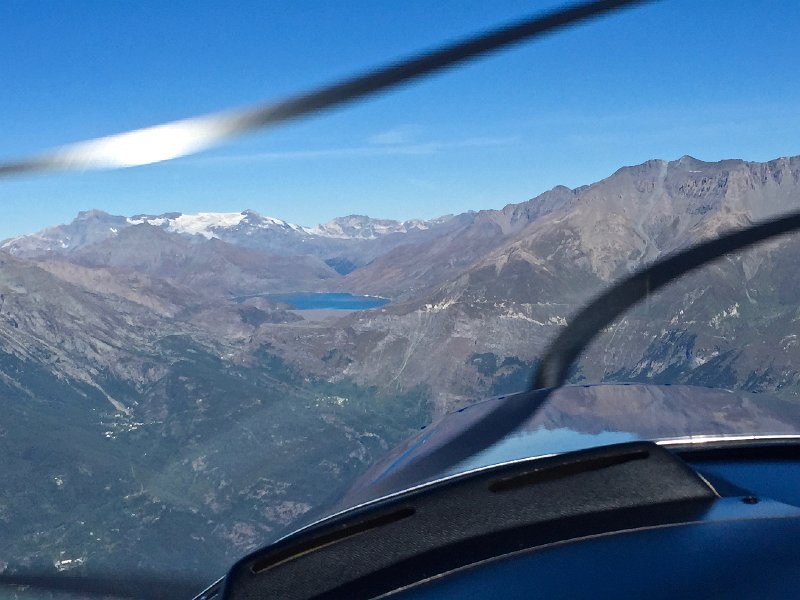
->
251, 506, 415, 574
489, 449, 649, 493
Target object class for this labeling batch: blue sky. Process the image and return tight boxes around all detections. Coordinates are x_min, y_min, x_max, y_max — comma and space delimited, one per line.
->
2, 0, 800, 239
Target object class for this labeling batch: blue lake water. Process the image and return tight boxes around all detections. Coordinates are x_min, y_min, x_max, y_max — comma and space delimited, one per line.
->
265, 292, 390, 310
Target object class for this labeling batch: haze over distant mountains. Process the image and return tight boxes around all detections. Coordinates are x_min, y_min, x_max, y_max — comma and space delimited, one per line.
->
2, 154, 800, 582
2, 208, 467, 277
5, 153, 800, 425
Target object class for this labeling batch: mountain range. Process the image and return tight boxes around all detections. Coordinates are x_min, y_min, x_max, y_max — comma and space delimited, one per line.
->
2, 154, 800, 586
2, 208, 467, 277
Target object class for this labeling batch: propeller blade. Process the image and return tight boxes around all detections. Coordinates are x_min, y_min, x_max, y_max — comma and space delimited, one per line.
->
0, 0, 651, 178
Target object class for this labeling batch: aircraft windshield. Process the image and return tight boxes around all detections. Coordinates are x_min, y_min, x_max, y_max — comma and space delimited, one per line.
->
2, 1, 800, 597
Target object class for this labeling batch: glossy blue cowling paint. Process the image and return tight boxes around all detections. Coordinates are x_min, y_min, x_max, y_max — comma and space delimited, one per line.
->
393, 498, 800, 599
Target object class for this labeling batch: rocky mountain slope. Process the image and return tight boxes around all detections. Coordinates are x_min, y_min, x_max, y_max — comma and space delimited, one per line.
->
342, 185, 575, 300
246, 155, 800, 410
70, 223, 340, 297
0, 247, 428, 583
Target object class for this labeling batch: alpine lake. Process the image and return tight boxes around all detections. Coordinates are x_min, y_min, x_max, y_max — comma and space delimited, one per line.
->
241, 292, 390, 311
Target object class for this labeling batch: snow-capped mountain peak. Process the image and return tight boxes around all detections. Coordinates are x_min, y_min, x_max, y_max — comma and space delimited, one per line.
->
1, 208, 457, 264
126, 210, 309, 240
310, 215, 431, 240
125, 210, 443, 241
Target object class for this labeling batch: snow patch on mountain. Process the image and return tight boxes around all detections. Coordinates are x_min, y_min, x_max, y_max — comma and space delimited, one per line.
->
311, 215, 432, 239
128, 212, 249, 239
126, 210, 319, 239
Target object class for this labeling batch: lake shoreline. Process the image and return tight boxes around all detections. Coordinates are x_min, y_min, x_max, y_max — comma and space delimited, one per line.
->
254, 292, 391, 311
289, 308, 361, 321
